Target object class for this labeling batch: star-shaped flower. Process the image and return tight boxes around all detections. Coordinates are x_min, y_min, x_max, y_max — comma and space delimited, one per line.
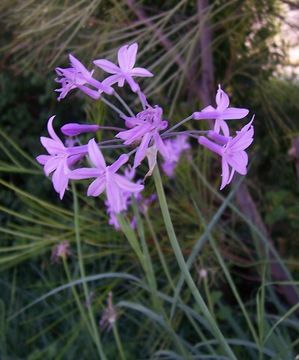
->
36, 116, 87, 199
94, 43, 153, 93
70, 139, 144, 213
198, 118, 254, 189
116, 106, 169, 169
193, 85, 249, 136
55, 54, 113, 100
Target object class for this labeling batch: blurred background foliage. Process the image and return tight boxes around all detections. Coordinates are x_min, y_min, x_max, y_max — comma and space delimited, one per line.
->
0, 0, 299, 359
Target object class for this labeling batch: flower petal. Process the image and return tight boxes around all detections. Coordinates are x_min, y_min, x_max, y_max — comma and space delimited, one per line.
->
106, 176, 125, 213
93, 59, 120, 74
117, 45, 129, 71
130, 67, 153, 77
40, 137, 64, 155
218, 120, 230, 137
126, 43, 138, 69
113, 173, 144, 193
220, 158, 230, 190
221, 107, 249, 120
87, 177, 106, 197
69, 168, 100, 180
225, 152, 247, 175
44, 156, 61, 176
77, 85, 101, 99
153, 132, 169, 160
109, 154, 129, 173
133, 132, 152, 168
69, 54, 90, 78
36, 155, 51, 165
52, 160, 69, 199
47, 116, 64, 144
88, 138, 106, 170
216, 86, 230, 111
102, 74, 121, 88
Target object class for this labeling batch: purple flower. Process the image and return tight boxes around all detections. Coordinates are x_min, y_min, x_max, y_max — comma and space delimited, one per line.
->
105, 166, 141, 230
70, 139, 144, 213
55, 54, 113, 101
61, 123, 100, 137
162, 135, 190, 177
193, 85, 249, 136
94, 43, 153, 93
36, 116, 88, 199
198, 119, 254, 189
116, 106, 169, 168
137, 193, 157, 214
51, 241, 71, 263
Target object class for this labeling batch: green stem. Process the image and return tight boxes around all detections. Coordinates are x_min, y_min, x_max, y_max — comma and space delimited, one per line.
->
144, 212, 216, 355
62, 258, 93, 336
132, 199, 159, 310
118, 210, 190, 358
153, 166, 237, 360
162, 115, 193, 135
114, 91, 135, 117
101, 96, 126, 117
72, 183, 107, 360
112, 323, 126, 360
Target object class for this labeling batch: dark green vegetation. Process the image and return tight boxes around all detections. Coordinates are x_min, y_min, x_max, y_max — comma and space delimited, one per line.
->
0, 1, 299, 359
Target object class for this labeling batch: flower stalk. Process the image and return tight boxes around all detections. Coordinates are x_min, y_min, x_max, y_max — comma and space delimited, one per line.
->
153, 165, 237, 360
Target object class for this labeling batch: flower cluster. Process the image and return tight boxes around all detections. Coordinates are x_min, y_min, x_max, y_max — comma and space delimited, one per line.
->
37, 43, 254, 228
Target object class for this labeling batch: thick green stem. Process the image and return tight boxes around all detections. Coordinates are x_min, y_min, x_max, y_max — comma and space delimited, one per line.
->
153, 166, 237, 360
112, 323, 126, 360
62, 258, 93, 336
72, 184, 107, 360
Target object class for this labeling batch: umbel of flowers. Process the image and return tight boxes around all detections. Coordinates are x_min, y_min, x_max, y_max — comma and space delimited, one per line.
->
37, 43, 254, 228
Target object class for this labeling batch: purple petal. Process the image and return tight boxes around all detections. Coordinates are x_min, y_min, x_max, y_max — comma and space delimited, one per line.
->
220, 158, 230, 190
69, 168, 101, 180
216, 86, 230, 111
118, 45, 129, 71
113, 173, 144, 193
228, 120, 254, 152
130, 67, 153, 77
44, 156, 61, 176
221, 108, 249, 120
69, 54, 90, 78
153, 132, 169, 160
77, 85, 101, 100
47, 116, 64, 144
125, 75, 140, 92
133, 132, 152, 168
93, 59, 120, 74
106, 176, 125, 213
36, 155, 51, 165
225, 152, 247, 175
52, 160, 69, 199
102, 75, 121, 89
109, 154, 129, 173
117, 123, 151, 145
215, 119, 230, 137
126, 43, 138, 69
87, 177, 106, 197
40, 137, 65, 155
67, 153, 85, 168
88, 139, 106, 170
